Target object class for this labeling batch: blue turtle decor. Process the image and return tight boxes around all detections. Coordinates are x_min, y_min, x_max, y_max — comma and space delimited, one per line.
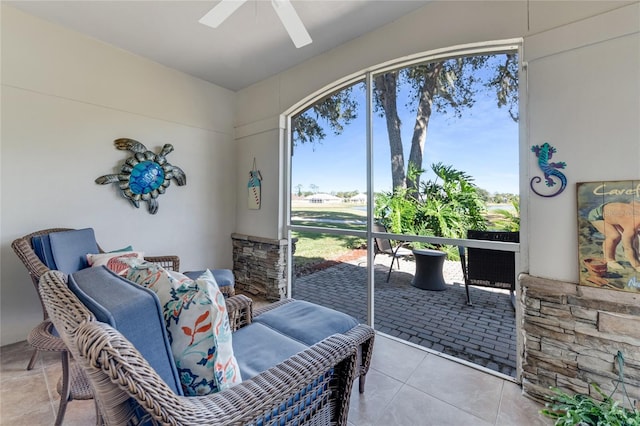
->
95, 138, 186, 214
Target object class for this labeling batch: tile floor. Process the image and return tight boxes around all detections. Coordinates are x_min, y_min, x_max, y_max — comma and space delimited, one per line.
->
293, 257, 517, 377
0, 334, 552, 425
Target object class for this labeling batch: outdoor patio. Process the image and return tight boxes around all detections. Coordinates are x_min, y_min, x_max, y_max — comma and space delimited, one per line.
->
292, 253, 517, 377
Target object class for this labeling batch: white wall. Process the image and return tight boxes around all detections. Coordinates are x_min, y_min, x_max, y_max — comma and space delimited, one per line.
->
526, 4, 640, 282
235, 121, 285, 239
1, 6, 237, 345
234, 1, 639, 284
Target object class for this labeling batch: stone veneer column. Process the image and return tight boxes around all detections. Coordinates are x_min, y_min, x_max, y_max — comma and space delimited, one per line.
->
520, 274, 640, 408
231, 233, 293, 302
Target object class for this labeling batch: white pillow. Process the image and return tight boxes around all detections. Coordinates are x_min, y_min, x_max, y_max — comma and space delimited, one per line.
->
86, 251, 144, 276
124, 259, 242, 395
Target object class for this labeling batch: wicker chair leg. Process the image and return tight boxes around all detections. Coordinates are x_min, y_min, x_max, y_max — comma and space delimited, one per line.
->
26, 348, 39, 370
465, 283, 472, 306
54, 351, 71, 426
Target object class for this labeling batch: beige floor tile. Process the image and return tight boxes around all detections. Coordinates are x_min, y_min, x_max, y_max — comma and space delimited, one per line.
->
0, 342, 40, 375
349, 368, 404, 425
0, 407, 57, 426
1, 370, 52, 406
43, 361, 63, 392
59, 399, 97, 426
496, 381, 552, 426
0, 372, 55, 425
0, 362, 42, 382
376, 384, 493, 426
0, 341, 30, 362
406, 353, 504, 423
369, 335, 427, 382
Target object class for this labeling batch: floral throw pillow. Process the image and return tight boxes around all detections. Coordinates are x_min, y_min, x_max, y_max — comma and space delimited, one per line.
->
86, 251, 144, 276
124, 259, 241, 395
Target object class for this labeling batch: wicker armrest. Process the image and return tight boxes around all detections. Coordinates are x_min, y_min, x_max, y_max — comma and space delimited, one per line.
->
344, 323, 376, 391
252, 298, 295, 318
75, 321, 365, 426
225, 295, 253, 331
143, 255, 180, 272
188, 330, 362, 425
12, 232, 63, 285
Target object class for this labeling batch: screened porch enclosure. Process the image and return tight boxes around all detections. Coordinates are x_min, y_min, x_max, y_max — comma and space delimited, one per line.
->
288, 42, 521, 378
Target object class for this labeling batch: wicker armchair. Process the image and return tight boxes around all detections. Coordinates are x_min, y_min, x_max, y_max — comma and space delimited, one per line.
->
11, 228, 180, 425
12, 228, 180, 367
39, 271, 369, 425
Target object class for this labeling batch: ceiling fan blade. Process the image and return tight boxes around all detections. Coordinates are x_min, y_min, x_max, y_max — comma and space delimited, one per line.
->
199, 0, 248, 28
271, 0, 312, 48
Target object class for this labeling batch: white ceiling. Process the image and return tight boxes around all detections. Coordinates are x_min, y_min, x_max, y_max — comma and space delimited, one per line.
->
8, 0, 431, 91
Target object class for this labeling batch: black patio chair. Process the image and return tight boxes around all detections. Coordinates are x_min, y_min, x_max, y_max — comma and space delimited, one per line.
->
372, 223, 413, 282
458, 230, 519, 309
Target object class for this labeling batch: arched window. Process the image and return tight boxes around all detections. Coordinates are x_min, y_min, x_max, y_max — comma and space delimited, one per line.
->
286, 40, 522, 378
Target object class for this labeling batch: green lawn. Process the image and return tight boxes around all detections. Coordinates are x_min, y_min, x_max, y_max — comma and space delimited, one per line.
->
291, 207, 366, 268
291, 204, 518, 268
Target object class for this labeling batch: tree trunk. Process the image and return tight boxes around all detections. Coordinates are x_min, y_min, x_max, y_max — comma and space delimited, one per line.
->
407, 63, 442, 193
374, 72, 405, 191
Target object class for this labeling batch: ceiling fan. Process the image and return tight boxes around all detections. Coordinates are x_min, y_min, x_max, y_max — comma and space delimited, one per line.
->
199, 0, 312, 48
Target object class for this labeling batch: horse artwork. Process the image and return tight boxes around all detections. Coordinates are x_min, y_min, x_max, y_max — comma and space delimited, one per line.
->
248, 159, 262, 210
577, 180, 640, 293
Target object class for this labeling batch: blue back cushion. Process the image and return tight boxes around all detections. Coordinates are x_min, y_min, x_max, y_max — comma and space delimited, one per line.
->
49, 228, 99, 274
32, 234, 57, 270
252, 300, 359, 346
68, 267, 183, 395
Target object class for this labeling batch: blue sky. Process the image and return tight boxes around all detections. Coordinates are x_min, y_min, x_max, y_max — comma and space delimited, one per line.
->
292, 64, 519, 195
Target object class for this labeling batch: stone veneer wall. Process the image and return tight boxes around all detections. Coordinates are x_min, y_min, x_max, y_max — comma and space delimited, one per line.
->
520, 274, 640, 408
231, 233, 292, 302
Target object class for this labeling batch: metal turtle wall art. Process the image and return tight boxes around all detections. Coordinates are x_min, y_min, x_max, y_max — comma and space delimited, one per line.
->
95, 138, 186, 214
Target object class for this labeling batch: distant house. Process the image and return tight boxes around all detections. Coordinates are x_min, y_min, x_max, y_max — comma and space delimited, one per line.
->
348, 194, 367, 203
305, 193, 342, 204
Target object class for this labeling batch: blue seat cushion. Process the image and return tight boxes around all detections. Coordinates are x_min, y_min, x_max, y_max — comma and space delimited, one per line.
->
68, 267, 183, 395
48, 228, 99, 274
252, 300, 359, 347
232, 323, 307, 381
234, 323, 334, 426
184, 269, 234, 290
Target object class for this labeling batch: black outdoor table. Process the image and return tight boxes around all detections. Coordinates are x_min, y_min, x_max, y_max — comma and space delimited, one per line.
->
411, 249, 447, 291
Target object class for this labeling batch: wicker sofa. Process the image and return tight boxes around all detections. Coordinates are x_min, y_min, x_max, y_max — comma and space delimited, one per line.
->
40, 269, 374, 425
14, 228, 376, 425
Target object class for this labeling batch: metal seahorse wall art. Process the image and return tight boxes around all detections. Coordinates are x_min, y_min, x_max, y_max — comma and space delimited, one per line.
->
530, 142, 567, 197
